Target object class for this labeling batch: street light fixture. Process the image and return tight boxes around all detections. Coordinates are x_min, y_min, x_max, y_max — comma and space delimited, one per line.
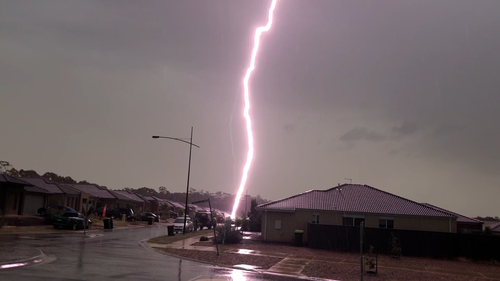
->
152, 127, 199, 234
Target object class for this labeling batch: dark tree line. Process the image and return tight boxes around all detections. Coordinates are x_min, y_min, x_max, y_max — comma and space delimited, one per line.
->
0, 161, 89, 184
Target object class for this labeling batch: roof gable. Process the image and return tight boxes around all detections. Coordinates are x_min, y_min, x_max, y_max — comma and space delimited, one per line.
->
0, 175, 34, 185
69, 184, 115, 199
258, 184, 454, 218
422, 203, 482, 224
20, 177, 64, 194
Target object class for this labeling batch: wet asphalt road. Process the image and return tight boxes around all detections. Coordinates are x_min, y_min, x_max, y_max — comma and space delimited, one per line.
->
0, 226, 303, 281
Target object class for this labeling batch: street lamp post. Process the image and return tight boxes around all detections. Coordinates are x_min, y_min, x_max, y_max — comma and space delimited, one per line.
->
152, 126, 199, 234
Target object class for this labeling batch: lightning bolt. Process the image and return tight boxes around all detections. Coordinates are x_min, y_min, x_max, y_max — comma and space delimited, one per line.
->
231, 0, 277, 218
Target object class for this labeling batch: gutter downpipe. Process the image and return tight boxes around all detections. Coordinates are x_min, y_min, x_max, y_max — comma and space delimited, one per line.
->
449, 217, 451, 233
264, 211, 267, 240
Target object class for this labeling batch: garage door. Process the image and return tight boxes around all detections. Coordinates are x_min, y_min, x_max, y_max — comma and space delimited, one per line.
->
23, 194, 45, 215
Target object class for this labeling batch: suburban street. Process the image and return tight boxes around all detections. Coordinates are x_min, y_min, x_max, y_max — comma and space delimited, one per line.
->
0, 226, 302, 281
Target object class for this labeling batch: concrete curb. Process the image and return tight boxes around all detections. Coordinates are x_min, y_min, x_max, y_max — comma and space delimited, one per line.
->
0, 249, 57, 270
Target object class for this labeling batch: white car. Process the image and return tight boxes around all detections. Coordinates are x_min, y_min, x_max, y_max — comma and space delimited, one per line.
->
173, 218, 194, 233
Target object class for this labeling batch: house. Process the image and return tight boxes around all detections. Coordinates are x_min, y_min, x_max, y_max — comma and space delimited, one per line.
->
422, 203, 483, 234
0, 175, 51, 215
20, 177, 84, 213
109, 190, 146, 212
256, 184, 456, 243
483, 221, 500, 235
69, 183, 117, 210
107, 190, 140, 210
157, 198, 186, 215
135, 194, 159, 213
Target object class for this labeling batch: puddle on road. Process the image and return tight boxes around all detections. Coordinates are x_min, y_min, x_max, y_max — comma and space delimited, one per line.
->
234, 264, 262, 271
236, 249, 254, 255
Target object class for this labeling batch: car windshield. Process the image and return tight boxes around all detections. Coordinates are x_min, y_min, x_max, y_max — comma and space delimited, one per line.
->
174, 219, 187, 223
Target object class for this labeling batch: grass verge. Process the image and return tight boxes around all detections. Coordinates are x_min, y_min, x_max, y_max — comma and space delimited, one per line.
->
149, 229, 213, 244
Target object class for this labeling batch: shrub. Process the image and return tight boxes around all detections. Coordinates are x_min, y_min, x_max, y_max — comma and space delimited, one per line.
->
214, 225, 242, 244
365, 245, 376, 272
241, 219, 250, 231
199, 236, 209, 242
235, 217, 242, 227
391, 233, 402, 258
484, 226, 493, 235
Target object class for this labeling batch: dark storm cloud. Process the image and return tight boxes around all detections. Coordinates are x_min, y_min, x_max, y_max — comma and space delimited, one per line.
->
2, 0, 500, 217
340, 127, 386, 142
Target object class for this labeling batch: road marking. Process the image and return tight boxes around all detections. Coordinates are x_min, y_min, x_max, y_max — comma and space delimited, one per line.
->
187, 275, 203, 281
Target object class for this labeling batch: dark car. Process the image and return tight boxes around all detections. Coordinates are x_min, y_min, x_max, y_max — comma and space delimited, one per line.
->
53, 212, 92, 230
38, 205, 77, 217
139, 212, 159, 222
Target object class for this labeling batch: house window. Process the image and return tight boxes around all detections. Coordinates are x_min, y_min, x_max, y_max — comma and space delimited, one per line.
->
343, 217, 353, 226
379, 218, 394, 229
343, 216, 365, 226
312, 213, 320, 224
275, 220, 281, 229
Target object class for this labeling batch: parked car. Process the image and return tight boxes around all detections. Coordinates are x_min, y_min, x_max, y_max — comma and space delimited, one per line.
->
173, 218, 194, 233
53, 212, 92, 230
39, 205, 78, 217
139, 212, 159, 222
195, 212, 213, 230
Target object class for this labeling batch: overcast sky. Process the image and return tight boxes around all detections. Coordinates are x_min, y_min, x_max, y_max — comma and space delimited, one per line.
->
1, 0, 499, 217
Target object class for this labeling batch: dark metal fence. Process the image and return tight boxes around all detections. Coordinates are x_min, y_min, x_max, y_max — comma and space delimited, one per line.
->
307, 223, 500, 260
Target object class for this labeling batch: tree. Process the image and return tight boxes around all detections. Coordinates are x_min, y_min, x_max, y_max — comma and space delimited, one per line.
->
158, 186, 168, 194
136, 187, 158, 197
18, 169, 40, 178
0, 161, 20, 176
42, 172, 77, 184
0, 161, 12, 174
249, 198, 261, 232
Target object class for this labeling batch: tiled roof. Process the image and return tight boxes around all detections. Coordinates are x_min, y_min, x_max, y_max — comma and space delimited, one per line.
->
491, 223, 500, 232
109, 190, 146, 202
20, 178, 64, 194
57, 184, 83, 195
0, 174, 33, 185
20, 178, 80, 195
257, 184, 453, 218
114, 191, 146, 203
483, 221, 500, 232
422, 203, 483, 224
69, 184, 115, 199
163, 200, 185, 209
25, 185, 52, 194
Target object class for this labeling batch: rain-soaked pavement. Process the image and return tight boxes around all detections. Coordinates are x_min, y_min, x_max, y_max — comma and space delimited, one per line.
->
0, 226, 307, 281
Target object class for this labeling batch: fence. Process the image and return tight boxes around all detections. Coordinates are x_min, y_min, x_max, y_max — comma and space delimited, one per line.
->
307, 223, 500, 260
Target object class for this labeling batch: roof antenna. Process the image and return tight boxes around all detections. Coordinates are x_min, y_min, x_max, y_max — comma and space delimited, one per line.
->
337, 183, 342, 192
344, 178, 352, 184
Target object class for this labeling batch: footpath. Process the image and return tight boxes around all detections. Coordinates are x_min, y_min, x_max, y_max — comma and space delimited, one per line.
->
147, 234, 500, 280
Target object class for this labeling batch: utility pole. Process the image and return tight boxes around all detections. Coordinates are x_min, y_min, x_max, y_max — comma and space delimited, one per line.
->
153, 127, 200, 235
